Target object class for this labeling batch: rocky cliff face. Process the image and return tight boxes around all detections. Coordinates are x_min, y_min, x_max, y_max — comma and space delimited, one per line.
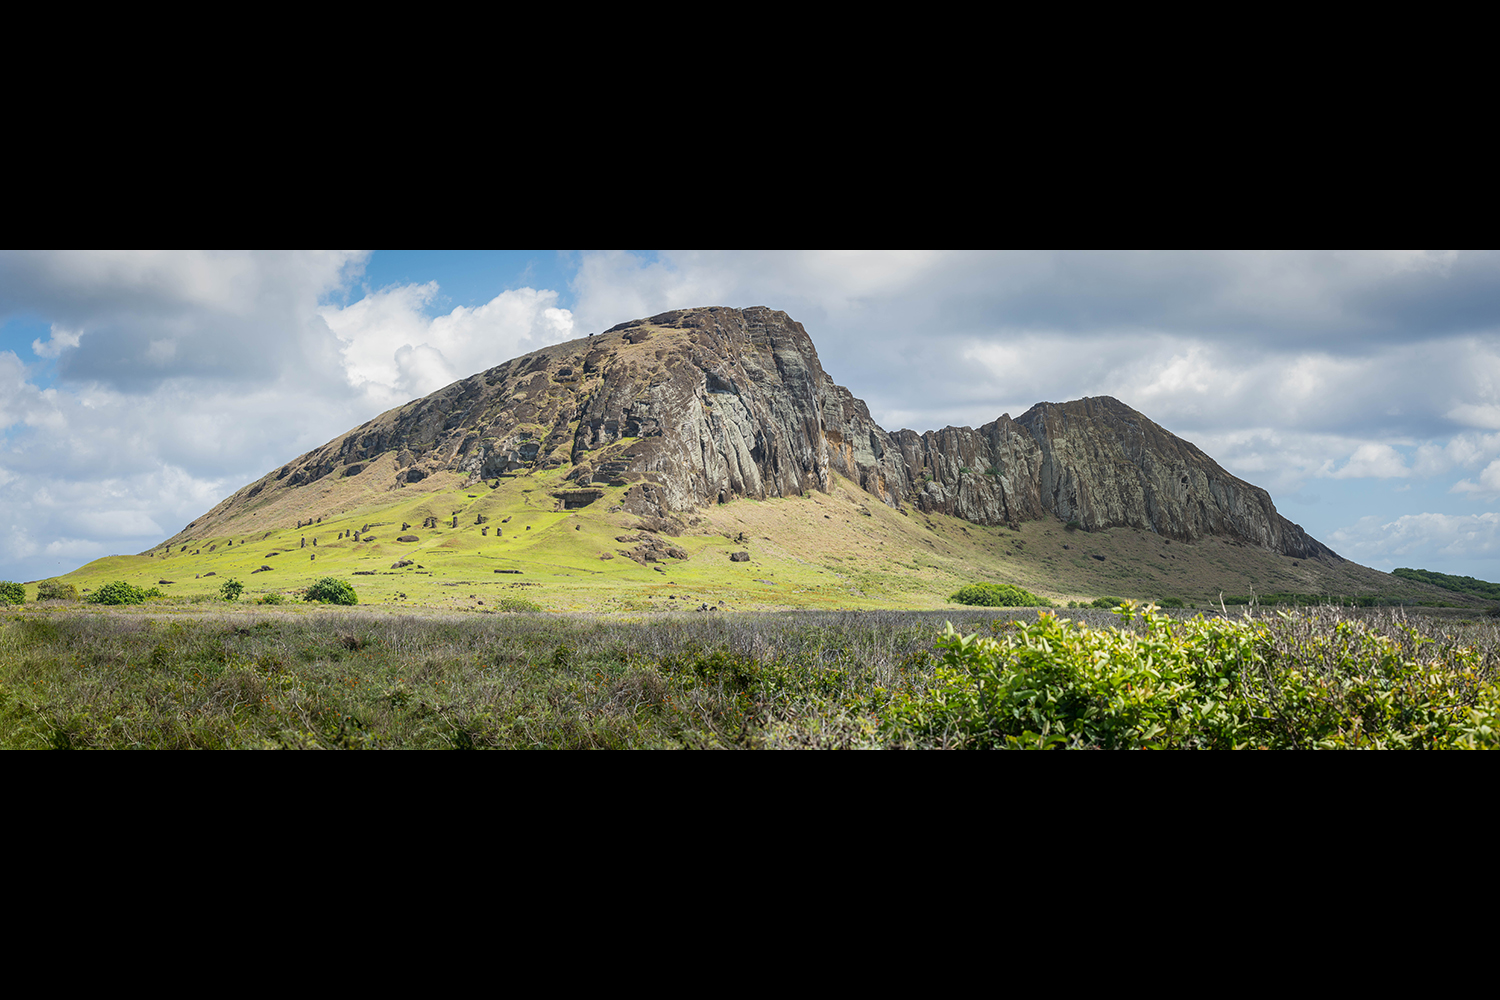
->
199, 306, 1336, 560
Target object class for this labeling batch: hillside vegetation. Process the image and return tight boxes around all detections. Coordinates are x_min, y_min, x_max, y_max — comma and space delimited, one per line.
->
27, 466, 1473, 614
1393, 568, 1500, 602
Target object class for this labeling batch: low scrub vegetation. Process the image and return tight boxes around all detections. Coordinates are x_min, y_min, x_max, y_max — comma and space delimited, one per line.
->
36, 580, 77, 602
1218, 591, 1447, 608
2, 604, 1497, 748
890, 604, 1500, 748
304, 578, 358, 605
948, 583, 1050, 608
0, 582, 25, 606
86, 581, 164, 606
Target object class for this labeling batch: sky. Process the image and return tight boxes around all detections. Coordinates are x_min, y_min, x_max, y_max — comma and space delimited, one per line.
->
4, 249, 1500, 585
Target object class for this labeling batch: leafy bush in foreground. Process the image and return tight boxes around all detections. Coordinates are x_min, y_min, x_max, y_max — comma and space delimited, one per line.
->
305, 577, 358, 605
86, 581, 164, 606
886, 603, 1500, 749
219, 579, 244, 602
948, 583, 1050, 608
0, 581, 25, 605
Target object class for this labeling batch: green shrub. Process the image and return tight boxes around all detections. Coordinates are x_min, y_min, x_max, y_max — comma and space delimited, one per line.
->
0, 581, 25, 605
885, 604, 1500, 749
948, 583, 1051, 608
86, 581, 163, 606
305, 577, 358, 605
220, 578, 244, 602
1091, 596, 1125, 609
257, 592, 285, 605
498, 596, 542, 613
36, 579, 78, 602
886, 606, 1261, 749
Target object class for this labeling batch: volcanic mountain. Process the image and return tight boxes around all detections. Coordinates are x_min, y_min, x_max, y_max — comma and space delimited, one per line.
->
173, 305, 1334, 560
111, 305, 1445, 612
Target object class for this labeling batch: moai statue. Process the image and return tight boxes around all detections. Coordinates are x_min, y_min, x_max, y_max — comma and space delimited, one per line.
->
353, 531, 360, 542
451, 515, 458, 529
301, 537, 306, 548
481, 526, 488, 536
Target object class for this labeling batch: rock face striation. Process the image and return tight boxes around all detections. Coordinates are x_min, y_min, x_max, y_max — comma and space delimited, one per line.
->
193, 306, 1336, 560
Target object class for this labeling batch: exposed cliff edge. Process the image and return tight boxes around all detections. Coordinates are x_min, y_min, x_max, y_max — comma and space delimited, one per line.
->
175, 306, 1337, 561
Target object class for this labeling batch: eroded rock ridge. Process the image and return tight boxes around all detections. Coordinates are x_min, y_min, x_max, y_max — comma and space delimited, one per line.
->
197, 306, 1336, 559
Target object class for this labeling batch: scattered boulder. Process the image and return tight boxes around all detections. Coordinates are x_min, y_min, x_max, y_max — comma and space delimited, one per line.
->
616, 532, 689, 566
730, 551, 750, 562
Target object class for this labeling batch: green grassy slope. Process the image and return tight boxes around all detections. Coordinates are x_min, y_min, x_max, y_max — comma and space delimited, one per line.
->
34, 465, 1476, 613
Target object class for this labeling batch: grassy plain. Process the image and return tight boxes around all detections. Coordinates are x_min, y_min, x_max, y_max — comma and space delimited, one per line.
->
4, 604, 1497, 749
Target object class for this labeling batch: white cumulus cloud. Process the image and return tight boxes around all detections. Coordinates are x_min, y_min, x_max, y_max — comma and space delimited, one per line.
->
319, 284, 574, 407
